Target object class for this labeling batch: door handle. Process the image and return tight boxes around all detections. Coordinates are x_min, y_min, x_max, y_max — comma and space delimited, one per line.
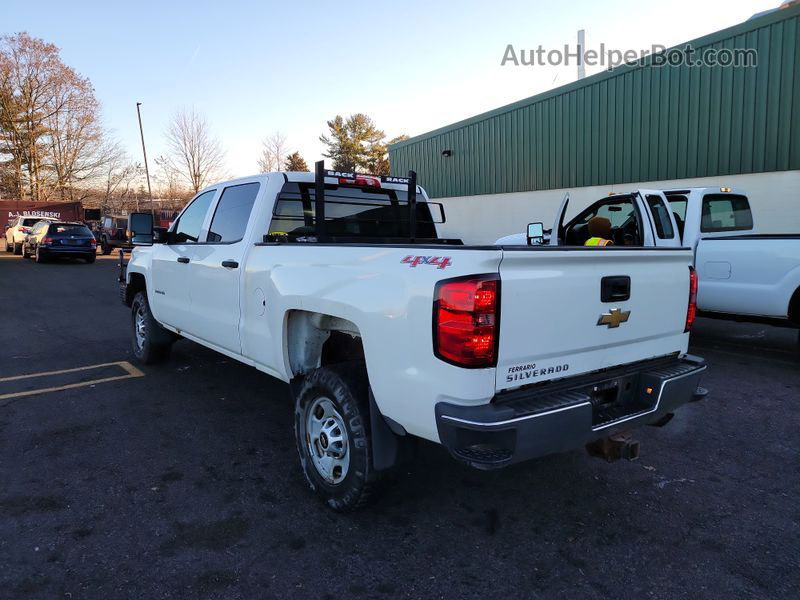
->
177, 256, 190, 264
601, 275, 631, 302
221, 260, 239, 269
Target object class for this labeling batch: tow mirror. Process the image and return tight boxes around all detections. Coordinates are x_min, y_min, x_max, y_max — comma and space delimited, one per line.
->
129, 213, 154, 245
526, 222, 544, 245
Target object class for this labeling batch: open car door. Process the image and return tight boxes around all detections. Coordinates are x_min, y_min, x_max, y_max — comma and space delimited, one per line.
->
636, 189, 680, 247
549, 192, 569, 246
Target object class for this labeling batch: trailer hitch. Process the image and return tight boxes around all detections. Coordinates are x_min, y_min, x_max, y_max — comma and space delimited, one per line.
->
586, 432, 640, 462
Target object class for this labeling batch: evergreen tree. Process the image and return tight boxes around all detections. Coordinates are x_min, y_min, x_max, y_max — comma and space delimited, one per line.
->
284, 151, 309, 172
319, 113, 385, 173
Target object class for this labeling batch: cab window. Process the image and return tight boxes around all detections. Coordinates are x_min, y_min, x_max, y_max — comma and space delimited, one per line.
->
268, 182, 439, 240
645, 195, 675, 239
564, 196, 643, 246
172, 190, 216, 243
206, 182, 259, 243
701, 194, 753, 232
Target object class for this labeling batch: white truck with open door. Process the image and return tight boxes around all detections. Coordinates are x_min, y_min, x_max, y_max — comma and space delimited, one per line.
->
502, 187, 800, 334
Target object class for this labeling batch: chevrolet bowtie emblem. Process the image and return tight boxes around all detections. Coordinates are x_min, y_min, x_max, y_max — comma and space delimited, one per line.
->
597, 308, 631, 328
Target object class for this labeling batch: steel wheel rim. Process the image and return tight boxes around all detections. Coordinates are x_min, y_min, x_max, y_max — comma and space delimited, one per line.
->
134, 305, 146, 351
305, 396, 349, 484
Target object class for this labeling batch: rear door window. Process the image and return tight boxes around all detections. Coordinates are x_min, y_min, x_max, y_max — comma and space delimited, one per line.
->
22, 218, 40, 227
701, 194, 753, 232
645, 195, 675, 239
173, 189, 216, 243
206, 182, 260, 243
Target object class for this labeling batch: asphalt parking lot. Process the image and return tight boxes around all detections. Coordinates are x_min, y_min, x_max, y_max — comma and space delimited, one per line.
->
0, 252, 798, 599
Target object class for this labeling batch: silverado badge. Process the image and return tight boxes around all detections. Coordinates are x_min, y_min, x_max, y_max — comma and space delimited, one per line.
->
597, 308, 631, 328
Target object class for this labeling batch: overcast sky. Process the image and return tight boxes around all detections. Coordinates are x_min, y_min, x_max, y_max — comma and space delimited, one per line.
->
3, 0, 780, 177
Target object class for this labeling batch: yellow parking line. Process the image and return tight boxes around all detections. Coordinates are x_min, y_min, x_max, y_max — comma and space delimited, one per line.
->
0, 361, 144, 401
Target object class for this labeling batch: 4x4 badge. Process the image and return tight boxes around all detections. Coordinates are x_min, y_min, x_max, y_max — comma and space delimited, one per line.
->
597, 308, 630, 328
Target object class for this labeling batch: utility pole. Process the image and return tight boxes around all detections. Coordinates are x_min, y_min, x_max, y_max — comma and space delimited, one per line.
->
136, 102, 154, 215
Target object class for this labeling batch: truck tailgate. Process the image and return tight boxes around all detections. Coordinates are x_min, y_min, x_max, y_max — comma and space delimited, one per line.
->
496, 248, 693, 392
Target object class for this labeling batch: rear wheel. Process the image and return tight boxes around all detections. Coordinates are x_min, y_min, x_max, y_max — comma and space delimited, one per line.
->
294, 363, 384, 511
131, 291, 173, 364
34, 248, 46, 263
21, 244, 29, 259
4, 238, 12, 252
85, 254, 96, 264
101, 238, 111, 255
13, 242, 21, 255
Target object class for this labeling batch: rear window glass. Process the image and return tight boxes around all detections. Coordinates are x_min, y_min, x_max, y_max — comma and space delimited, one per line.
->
22, 218, 41, 226
268, 182, 440, 240
645, 195, 675, 239
701, 194, 753, 232
49, 223, 91, 235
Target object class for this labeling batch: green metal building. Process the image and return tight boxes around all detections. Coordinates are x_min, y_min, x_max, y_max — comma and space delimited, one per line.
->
389, 4, 800, 200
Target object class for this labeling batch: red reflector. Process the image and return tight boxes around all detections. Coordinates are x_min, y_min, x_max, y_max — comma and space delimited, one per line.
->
41, 237, 54, 245
434, 275, 499, 368
89, 238, 97, 246
338, 176, 381, 188
685, 267, 698, 332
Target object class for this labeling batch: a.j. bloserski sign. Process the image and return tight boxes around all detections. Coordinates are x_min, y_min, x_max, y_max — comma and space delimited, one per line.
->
0, 201, 83, 229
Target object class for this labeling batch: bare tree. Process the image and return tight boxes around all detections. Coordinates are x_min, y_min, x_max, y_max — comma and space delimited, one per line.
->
257, 131, 288, 173
46, 77, 111, 200
164, 107, 226, 193
102, 151, 143, 213
153, 154, 189, 204
0, 32, 112, 202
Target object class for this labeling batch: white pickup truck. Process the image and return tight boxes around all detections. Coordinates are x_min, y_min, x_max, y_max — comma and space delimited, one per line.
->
501, 187, 800, 332
120, 165, 706, 510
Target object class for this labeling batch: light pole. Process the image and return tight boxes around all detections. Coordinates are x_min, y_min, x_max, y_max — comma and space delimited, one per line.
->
136, 102, 154, 215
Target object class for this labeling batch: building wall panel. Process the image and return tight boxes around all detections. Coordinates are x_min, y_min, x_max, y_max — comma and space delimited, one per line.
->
390, 6, 800, 198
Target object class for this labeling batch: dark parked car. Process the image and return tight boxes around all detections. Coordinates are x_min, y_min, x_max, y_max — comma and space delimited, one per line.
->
23, 221, 97, 263
98, 216, 131, 254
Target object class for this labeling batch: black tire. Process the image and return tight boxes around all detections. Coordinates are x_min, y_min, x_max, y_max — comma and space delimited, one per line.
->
131, 291, 173, 364
13, 242, 21, 255
85, 254, 96, 264
4, 238, 12, 252
34, 248, 47, 263
294, 363, 384, 511
21, 244, 29, 259
101, 238, 111, 255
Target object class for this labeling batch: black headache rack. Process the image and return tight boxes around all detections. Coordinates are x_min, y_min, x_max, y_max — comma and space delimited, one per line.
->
262, 161, 462, 246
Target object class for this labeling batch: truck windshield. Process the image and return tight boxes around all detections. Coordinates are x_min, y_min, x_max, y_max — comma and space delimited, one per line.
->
269, 182, 440, 240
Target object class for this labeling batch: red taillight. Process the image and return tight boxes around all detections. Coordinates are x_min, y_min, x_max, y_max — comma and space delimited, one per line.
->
41, 236, 54, 245
685, 267, 698, 332
89, 238, 97, 247
20, 226, 30, 233
434, 275, 500, 368
338, 176, 381, 188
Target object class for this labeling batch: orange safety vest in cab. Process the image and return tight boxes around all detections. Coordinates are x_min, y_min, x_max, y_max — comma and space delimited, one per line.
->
585, 237, 613, 247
